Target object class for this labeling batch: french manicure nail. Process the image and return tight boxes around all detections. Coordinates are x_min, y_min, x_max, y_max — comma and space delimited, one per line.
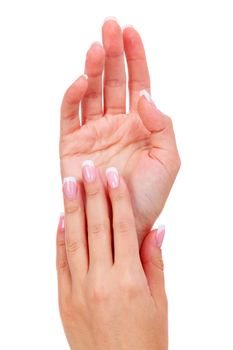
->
139, 89, 157, 108
106, 167, 120, 189
82, 160, 96, 183
92, 41, 103, 47
122, 24, 134, 30
63, 177, 78, 200
156, 225, 165, 248
82, 74, 88, 80
104, 16, 118, 23
58, 213, 65, 231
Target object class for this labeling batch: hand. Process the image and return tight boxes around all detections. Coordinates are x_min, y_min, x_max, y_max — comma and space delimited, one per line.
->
60, 19, 180, 244
57, 162, 168, 350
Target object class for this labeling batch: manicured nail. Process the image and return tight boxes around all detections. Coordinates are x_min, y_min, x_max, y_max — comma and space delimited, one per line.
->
139, 89, 157, 108
63, 177, 78, 200
156, 225, 165, 248
91, 41, 103, 47
104, 16, 118, 23
122, 24, 134, 30
106, 167, 120, 189
82, 74, 88, 80
58, 213, 65, 231
82, 160, 96, 183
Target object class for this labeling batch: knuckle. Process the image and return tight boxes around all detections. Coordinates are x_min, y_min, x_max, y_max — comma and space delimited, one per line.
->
119, 272, 144, 299
56, 258, 69, 271
85, 185, 101, 198
112, 188, 126, 203
84, 91, 101, 99
104, 78, 125, 88
65, 202, 81, 215
57, 237, 66, 248
114, 219, 132, 235
66, 239, 80, 255
151, 256, 164, 271
89, 283, 110, 304
129, 79, 150, 91
89, 221, 109, 237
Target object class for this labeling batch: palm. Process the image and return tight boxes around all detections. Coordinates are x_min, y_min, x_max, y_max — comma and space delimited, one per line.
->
60, 20, 180, 245
61, 111, 172, 244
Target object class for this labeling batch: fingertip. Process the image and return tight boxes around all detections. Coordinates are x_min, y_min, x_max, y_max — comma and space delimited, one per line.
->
58, 213, 65, 233
86, 42, 105, 66
156, 225, 165, 248
106, 167, 120, 190
138, 91, 168, 133
122, 24, 134, 31
62, 75, 88, 110
102, 18, 123, 54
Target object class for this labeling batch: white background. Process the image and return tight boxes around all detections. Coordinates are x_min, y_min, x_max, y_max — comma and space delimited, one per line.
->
0, 0, 232, 349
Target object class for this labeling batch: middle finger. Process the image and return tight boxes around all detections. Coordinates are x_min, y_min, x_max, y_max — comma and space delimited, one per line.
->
102, 18, 126, 115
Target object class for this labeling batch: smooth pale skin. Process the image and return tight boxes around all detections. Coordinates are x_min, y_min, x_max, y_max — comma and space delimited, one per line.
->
57, 167, 168, 349
60, 20, 180, 245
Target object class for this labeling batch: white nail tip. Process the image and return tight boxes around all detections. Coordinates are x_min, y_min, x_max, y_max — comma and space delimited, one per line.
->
106, 167, 118, 176
63, 177, 77, 183
157, 224, 165, 233
82, 160, 95, 168
92, 41, 103, 47
82, 74, 88, 80
122, 24, 134, 30
104, 16, 118, 23
139, 89, 156, 106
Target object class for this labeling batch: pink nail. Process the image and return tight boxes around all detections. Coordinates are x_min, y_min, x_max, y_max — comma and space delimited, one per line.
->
58, 213, 65, 231
106, 167, 120, 189
63, 177, 77, 200
82, 160, 96, 183
139, 89, 157, 108
156, 225, 165, 248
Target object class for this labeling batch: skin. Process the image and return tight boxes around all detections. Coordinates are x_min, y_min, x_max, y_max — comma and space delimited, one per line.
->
57, 165, 168, 349
60, 20, 181, 246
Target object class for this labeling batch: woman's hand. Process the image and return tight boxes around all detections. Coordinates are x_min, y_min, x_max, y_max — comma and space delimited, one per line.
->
59, 18, 180, 246
56, 161, 168, 350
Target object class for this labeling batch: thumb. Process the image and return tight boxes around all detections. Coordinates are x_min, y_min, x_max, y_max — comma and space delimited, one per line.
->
140, 225, 166, 303
138, 90, 178, 154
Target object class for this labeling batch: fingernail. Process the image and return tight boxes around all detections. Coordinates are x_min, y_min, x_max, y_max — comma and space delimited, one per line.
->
82, 74, 88, 80
82, 160, 96, 183
58, 213, 65, 231
122, 24, 134, 30
139, 89, 157, 108
104, 16, 118, 23
91, 41, 103, 47
156, 225, 165, 248
63, 177, 78, 200
106, 167, 120, 189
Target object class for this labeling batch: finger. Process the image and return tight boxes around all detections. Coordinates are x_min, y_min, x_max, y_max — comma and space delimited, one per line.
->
138, 90, 180, 168
81, 42, 105, 123
60, 75, 88, 136
123, 26, 150, 111
62, 176, 88, 281
56, 214, 72, 304
140, 226, 167, 305
106, 167, 140, 266
82, 160, 112, 270
102, 18, 126, 114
